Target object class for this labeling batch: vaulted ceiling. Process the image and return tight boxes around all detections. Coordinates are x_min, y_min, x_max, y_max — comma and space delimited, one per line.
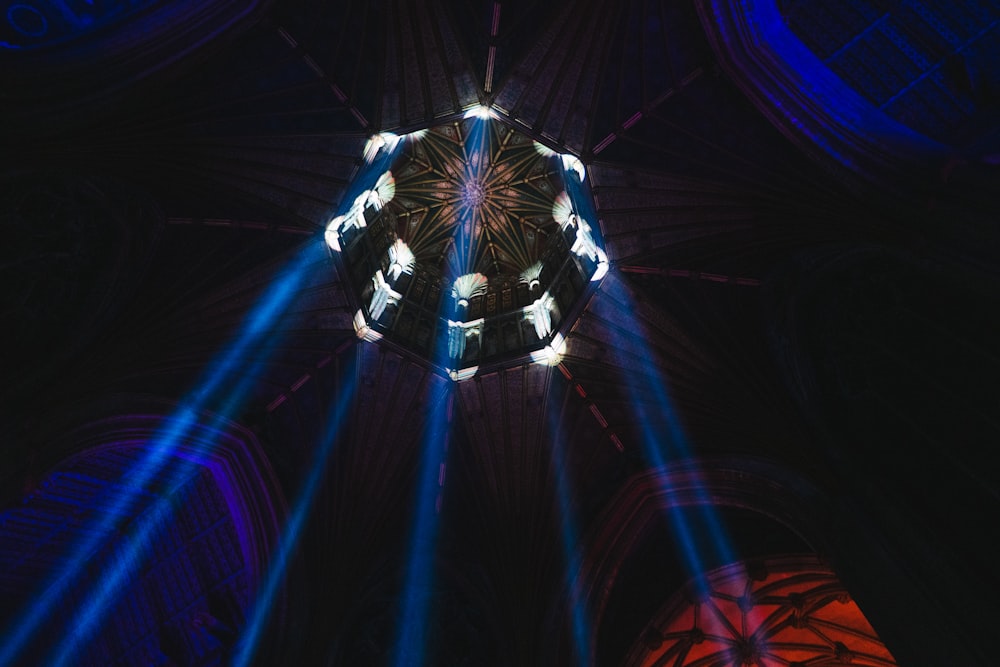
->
2, 1, 999, 665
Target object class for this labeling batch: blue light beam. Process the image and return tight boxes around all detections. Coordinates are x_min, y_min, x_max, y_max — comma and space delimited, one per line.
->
2, 243, 322, 666
390, 382, 452, 667
455, 112, 491, 273
619, 310, 736, 594
47, 488, 180, 666
545, 390, 592, 666
4, 127, 403, 664
390, 113, 480, 663
233, 365, 358, 666
43, 363, 283, 667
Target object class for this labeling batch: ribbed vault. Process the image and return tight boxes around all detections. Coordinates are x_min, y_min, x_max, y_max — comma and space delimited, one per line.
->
1, 0, 998, 665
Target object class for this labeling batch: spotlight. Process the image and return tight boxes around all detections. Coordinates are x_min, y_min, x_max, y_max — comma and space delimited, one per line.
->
591, 249, 609, 282
363, 132, 401, 164
530, 333, 566, 366
324, 217, 344, 252
464, 104, 496, 120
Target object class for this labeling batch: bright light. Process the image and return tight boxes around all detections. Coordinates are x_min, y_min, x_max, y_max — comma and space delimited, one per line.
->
464, 104, 496, 120
530, 333, 566, 366
520, 261, 544, 291
354, 309, 382, 342
367, 269, 404, 322
448, 366, 478, 382
387, 239, 415, 282
324, 217, 344, 252
533, 141, 557, 157
561, 154, 586, 182
329, 192, 373, 246
447, 323, 466, 360
328, 106, 606, 378
570, 216, 602, 263
591, 249, 609, 282
452, 273, 489, 309
446, 318, 484, 362
363, 132, 401, 164
327, 173, 396, 253
552, 191, 574, 227
526, 293, 556, 339
367, 171, 395, 210
368, 270, 391, 320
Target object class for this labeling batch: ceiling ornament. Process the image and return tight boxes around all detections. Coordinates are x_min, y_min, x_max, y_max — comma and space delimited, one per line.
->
325, 106, 607, 380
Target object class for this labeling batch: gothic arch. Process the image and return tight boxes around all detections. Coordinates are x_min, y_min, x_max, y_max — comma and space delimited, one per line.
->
697, 0, 947, 191
547, 457, 833, 665
0, 399, 286, 665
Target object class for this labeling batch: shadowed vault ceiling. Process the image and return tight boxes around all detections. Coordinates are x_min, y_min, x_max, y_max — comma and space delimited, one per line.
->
1, 0, 999, 665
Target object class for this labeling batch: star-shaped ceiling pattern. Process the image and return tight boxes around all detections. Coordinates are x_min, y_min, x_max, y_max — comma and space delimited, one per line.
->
390, 119, 561, 279
626, 557, 897, 666
4, 0, 995, 664
327, 114, 606, 377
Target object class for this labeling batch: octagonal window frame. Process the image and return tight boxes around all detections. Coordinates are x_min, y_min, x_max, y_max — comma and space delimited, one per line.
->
325, 106, 608, 381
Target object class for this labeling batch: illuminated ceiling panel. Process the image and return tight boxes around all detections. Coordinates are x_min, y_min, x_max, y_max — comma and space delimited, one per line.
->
626, 557, 898, 667
326, 107, 607, 380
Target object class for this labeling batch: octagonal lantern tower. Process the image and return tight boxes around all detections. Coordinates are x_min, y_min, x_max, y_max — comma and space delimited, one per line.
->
325, 106, 608, 381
